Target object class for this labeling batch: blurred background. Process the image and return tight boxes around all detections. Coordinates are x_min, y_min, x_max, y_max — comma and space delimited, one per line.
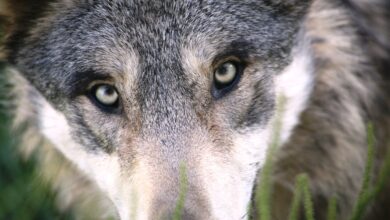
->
0, 5, 75, 219
0, 62, 75, 220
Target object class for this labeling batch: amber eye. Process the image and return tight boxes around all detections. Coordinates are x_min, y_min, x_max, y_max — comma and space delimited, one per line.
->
92, 84, 119, 107
212, 61, 242, 98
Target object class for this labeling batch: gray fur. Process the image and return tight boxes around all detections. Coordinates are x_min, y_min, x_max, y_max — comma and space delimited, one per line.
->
8, 0, 304, 151
269, 0, 390, 219
1, 0, 389, 219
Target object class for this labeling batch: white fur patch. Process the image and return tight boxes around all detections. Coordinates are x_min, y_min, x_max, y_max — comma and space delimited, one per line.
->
232, 128, 270, 219
37, 43, 314, 220
275, 47, 314, 146
39, 100, 156, 220
198, 127, 269, 220
208, 45, 314, 220
39, 101, 124, 215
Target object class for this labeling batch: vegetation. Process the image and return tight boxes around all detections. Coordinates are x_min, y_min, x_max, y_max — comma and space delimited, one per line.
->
1, 61, 390, 219
252, 106, 390, 220
0, 24, 388, 218
0, 63, 75, 220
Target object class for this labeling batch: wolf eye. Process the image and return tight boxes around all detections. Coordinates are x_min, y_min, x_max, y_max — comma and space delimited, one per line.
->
212, 61, 242, 98
214, 62, 237, 86
91, 84, 119, 108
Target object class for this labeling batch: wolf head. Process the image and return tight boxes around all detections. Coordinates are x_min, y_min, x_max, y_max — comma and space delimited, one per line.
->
1, 0, 312, 219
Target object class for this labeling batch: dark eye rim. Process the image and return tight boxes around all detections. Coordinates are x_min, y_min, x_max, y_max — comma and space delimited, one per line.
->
88, 84, 122, 113
211, 60, 245, 99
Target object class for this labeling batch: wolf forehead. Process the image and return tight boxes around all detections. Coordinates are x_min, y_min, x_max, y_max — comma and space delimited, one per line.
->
11, 0, 298, 93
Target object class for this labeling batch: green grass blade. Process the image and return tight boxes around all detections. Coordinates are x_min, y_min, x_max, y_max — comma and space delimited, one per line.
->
349, 123, 376, 220
289, 176, 304, 220
255, 96, 286, 220
371, 147, 390, 197
326, 197, 338, 220
349, 145, 390, 220
300, 174, 315, 220
173, 164, 188, 220
288, 174, 315, 220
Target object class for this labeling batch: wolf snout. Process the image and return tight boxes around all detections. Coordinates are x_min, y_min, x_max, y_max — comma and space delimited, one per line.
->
148, 193, 210, 220
151, 207, 197, 220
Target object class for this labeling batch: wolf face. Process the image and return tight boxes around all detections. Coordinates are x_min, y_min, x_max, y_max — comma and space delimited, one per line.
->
2, 0, 314, 219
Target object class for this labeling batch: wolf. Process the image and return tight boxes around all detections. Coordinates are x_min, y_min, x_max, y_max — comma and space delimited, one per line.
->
0, 0, 389, 219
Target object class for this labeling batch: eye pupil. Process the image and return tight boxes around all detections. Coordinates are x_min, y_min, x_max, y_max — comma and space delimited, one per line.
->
217, 65, 228, 75
104, 87, 115, 95
214, 61, 238, 87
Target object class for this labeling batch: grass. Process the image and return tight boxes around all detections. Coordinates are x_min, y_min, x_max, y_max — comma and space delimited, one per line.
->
0, 63, 75, 220
326, 197, 338, 220
348, 124, 390, 220
255, 96, 286, 220
172, 164, 189, 220
252, 97, 390, 220
1, 62, 390, 220
349, 123, 376, 220
0, 54, 389, 220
